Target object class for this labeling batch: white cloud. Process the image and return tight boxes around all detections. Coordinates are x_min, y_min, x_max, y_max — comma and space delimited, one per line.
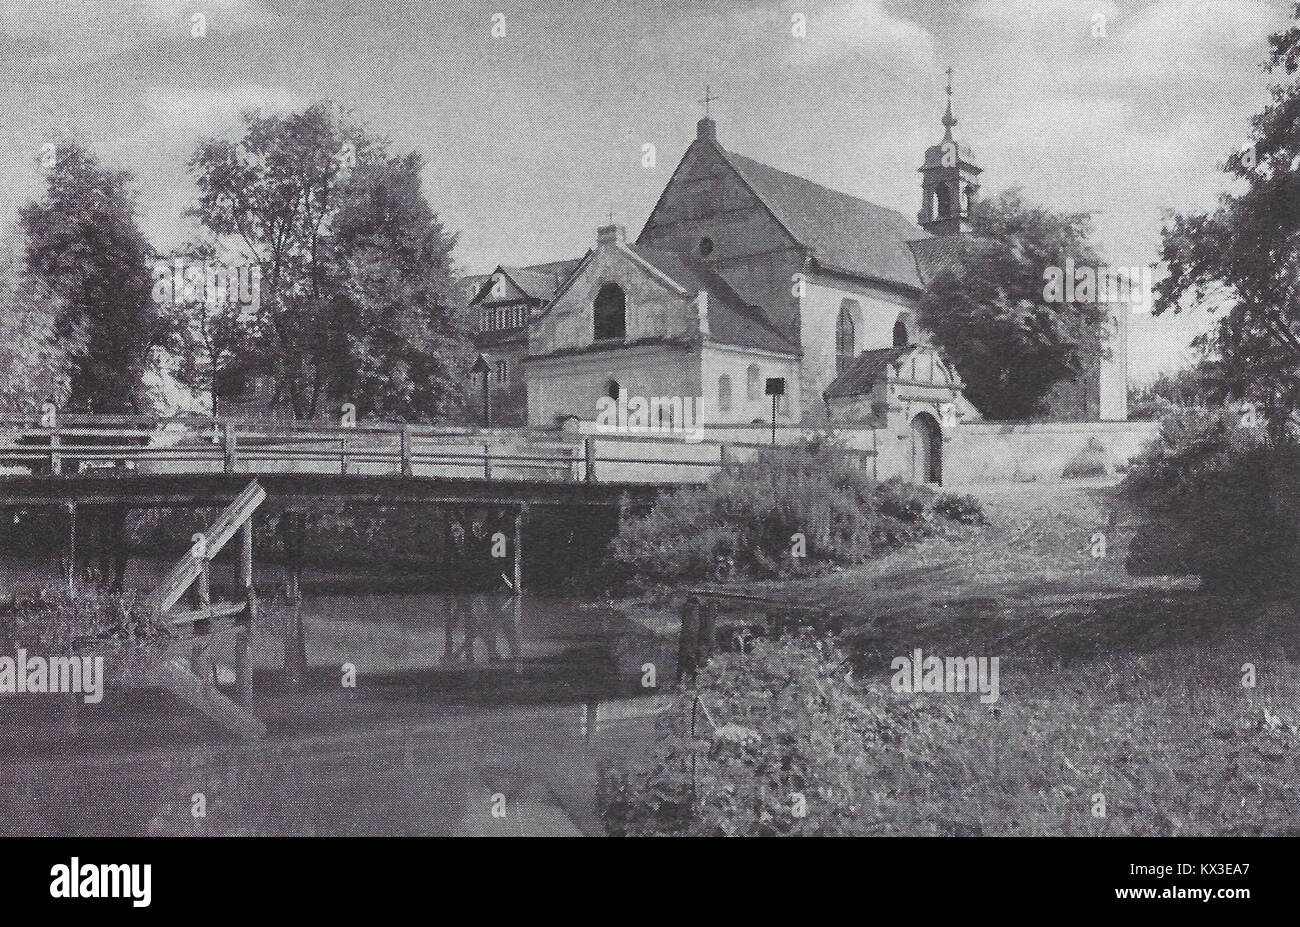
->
1119, 0, 1281, 77
792, 0, 937, 67
971, 0, 1120, 27
142, 84, 305, 137
0, 0, 282, 65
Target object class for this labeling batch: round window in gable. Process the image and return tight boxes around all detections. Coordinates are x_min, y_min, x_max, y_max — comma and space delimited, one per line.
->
698, 237, 714, 257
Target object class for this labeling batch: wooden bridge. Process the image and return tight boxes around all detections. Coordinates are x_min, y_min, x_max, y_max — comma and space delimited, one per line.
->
0, 413, 729, 507
0, 414, 737, 738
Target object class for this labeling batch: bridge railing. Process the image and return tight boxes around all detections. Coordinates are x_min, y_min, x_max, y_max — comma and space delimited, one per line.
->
0, 416, 735, 484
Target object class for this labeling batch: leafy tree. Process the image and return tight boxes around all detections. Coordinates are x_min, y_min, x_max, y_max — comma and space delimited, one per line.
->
158, 241, 258, 417
186, 102, 469, 421
917, 189, 1109, 420
19, 141, 159, 413
0, 239, 70, 413
328, 152, 471, 419
1155, 4, 1300, 444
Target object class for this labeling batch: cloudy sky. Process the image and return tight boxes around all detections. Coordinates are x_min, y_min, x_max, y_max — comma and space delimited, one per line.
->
0, 0, 1291, 382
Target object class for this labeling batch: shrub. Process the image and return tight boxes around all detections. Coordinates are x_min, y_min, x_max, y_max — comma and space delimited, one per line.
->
1061, 435, 1110, 478
0, 586, 164, 653
933, 492, 987, 525
1123, 408, 1295, 593
608, 444, 976, 585
601, 636, 960, 836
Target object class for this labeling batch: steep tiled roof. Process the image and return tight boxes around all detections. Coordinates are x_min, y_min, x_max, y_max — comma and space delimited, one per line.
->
521, 257, 583, 283
501, 258, 583, 300
460, 257, 584, 307
718, 147, 930, 290
908, 235, 972, 285
628, 245, 797, 356
499, 267, 561, 301
824, 346, 913, 398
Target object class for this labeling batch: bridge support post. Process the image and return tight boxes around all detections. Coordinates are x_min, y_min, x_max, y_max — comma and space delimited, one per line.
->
235, 519, 255, 706
190, 641, 211, 685
279, 512, 307, 688
62, 503, 77, 599
512, 505, 523, 673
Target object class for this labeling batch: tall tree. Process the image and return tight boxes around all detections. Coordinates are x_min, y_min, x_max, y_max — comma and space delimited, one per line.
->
1154, 4, 1300, 443
0, 238, 71, 413
329, 152, 470, 419
19, 140, 158, 413
186, 102, 468, 421
917, 190, 1108, 420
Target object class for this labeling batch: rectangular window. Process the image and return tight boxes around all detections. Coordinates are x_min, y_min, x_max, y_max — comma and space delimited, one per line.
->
496, 361, 508, 384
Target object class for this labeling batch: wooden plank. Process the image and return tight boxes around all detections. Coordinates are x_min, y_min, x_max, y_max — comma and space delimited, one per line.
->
169, 600, 246, 626
143, 480, 265, 618
155, 652, 266, 739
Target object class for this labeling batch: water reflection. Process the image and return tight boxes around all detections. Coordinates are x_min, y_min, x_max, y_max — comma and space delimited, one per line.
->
0, 557, 676, 836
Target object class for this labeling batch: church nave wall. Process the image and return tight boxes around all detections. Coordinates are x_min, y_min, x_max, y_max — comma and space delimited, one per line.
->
700, 345, 800, 426
799, 276, 919, 418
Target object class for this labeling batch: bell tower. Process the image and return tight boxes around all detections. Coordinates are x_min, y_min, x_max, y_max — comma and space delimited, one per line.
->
918, 68, 982, 236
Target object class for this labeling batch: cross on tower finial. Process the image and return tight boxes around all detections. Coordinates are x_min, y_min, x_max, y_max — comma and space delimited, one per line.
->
942, 66, 957, 136
607, 206, 615, 226
700, 84, 720, 119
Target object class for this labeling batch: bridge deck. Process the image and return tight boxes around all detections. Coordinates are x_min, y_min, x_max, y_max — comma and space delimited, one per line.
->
0, 471, 661, 509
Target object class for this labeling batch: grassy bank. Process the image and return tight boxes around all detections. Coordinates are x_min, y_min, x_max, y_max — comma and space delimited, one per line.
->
607, 481, 1300, 836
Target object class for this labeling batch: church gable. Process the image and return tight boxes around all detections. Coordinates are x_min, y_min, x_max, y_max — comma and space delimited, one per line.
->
530, 230, 699, 359
638, 124, 799, 268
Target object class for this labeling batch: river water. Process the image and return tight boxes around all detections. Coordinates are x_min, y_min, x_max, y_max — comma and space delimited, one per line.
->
0, 556, 678, 836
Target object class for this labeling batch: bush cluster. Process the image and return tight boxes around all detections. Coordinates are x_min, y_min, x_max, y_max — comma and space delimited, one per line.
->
0, 586, 163, 653
1122, 408, 1297, 593
600, 636, 960, 836
607, 443, 984, 585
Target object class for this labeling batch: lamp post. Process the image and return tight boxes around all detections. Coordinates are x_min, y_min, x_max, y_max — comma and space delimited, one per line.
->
765, 377, 785, 446
471, 354, 492, 428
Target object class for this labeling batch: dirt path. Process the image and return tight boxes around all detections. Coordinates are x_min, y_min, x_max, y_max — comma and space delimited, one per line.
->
703, 479, 1205, 662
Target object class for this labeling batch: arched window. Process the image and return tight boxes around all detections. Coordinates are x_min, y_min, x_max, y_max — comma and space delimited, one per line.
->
718, 374, 732, 413
936, 184, 953, 217
893, 314, 911, 348
594, 283, 626, 341
836, 303, 856, 374
746, 364, 761, 400
606, 379, 620, 400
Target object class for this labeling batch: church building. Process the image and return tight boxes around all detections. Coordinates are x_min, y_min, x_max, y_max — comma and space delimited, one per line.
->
464, 86, 1127, 446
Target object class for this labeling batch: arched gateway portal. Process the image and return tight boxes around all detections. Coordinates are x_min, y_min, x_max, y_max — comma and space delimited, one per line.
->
910, 412, 943, 485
